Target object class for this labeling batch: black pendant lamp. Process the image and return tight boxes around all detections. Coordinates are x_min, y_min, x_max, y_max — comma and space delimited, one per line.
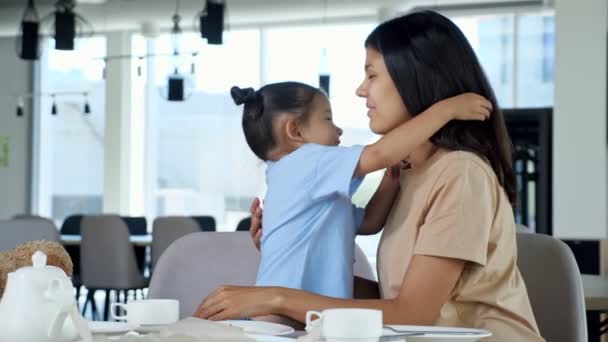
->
17, 0, 41, 60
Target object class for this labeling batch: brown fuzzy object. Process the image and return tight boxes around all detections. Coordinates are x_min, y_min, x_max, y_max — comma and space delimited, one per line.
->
0, 240, 73, 299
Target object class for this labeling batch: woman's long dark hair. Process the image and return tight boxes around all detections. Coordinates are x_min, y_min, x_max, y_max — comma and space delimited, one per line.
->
365, 10, 516, 205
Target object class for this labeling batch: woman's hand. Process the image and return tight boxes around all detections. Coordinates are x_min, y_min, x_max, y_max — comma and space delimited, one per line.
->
249, 198, 263, 251
193, 285, 283, 321
435, 93, 492, 121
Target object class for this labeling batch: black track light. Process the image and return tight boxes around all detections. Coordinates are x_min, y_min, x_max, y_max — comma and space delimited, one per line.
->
51, 100, 57, 115
199, 1, 225, 45
16, 97, 25, 117
54, 9, 75, 50
17, 0, 40, 60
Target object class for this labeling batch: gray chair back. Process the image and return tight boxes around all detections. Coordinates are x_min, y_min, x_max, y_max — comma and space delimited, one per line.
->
80, 215, 147, 289
148, 232, 375, 318
0, 219, 59, 252
151, 216, 201, 269
516, 232, 587, 342
147, 232, 259, 318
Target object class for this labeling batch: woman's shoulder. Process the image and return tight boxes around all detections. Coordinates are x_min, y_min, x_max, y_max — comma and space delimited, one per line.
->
431, 149, 497, 183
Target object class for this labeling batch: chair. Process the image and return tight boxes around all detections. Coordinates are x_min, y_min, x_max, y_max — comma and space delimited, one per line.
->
61, 215, 84, 235
121, 216, 148, 274
235, 217, 251, 231
59, 215, 85, 303
0, 219, 60, 252
147, 232, 375, 318
151, 216, 201, 269
12, 214, 50, 221
191, 216, 216, 232
80, 215, 149, 321
516, 232, 587, 342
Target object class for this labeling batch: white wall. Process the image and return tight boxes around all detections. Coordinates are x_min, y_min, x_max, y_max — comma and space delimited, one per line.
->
553, 0, 608, 239
0, 37, 33, 219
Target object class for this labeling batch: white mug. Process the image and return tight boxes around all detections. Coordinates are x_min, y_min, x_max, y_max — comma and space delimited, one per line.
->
305, 308, 383, 342
111, 299, 179, 326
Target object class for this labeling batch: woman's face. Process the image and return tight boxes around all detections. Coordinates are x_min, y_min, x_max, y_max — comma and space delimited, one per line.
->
356, 48, 411, 134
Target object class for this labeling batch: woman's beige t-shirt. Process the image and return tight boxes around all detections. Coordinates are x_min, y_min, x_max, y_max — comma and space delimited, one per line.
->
377, 149, 544, 342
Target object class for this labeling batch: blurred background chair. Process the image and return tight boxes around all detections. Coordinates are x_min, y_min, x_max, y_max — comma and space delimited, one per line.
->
121, 216, 148, 274
190, 215, 216, 232
147, 232, 259, 318
147, 231, 374, 318
60, 214, 84, 300
516, 231, 587, 342
235, 217, 251, 232
80, 215, 149, 321
0, 218, 60, 252
151, 216, 201, 270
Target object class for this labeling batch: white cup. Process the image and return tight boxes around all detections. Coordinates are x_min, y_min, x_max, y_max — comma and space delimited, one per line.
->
111, 299, 179, 326
305, 308, 383, 342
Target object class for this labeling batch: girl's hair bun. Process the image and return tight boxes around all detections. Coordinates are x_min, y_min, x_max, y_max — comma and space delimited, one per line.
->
231, 86, 257, 105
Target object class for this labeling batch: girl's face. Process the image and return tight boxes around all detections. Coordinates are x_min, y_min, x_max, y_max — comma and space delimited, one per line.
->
299, 93, 343, 146
356, 48, 411, 134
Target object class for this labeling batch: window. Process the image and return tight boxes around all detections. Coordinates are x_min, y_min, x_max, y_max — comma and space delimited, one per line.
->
134, 30, 262, 230
517, 14, 555, 107
453, 15, 515, 108
452, 12, 555, 108
35, 37, 106, 224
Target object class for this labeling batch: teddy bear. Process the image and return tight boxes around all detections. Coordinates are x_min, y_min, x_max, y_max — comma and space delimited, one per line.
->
0, 240, 73, 299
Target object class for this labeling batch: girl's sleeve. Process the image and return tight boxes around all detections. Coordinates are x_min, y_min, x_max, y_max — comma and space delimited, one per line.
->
309, 145, 365, 201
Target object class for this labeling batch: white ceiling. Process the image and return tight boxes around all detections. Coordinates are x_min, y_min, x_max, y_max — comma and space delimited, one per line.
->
0, 0, 547, 37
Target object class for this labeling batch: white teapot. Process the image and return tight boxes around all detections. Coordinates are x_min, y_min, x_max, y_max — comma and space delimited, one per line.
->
0, 250, 92, 342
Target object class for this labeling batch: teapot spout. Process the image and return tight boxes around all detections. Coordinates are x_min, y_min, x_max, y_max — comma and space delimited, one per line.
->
48, 309, 69, 341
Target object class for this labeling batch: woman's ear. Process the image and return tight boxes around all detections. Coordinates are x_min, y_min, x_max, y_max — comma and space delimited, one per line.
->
284, 118, 306, 143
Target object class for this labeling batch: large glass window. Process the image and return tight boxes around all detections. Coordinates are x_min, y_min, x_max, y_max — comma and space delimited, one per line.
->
452, 12, 555, 108
453, 15, 515, 107
36, 37, 106, 224
516, 14, 555, 107
134, 30, 262, 230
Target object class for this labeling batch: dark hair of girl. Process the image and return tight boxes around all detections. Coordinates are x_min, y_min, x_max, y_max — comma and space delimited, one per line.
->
365, 10, 516, 205
231, 81, 323, 161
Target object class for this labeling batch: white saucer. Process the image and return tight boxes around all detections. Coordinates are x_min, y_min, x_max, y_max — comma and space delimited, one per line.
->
218, 320, 295, 336
88, 321, 137, 335
246, 334, 296, 342
383, 325, 492, 341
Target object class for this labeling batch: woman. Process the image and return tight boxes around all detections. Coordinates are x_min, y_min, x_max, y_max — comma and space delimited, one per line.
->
195, 11, 544, 341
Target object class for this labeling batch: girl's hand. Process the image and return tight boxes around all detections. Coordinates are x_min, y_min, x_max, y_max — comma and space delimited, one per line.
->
193, 285, 282, 321
435, 93, 492, 121
249, 198, 263, 251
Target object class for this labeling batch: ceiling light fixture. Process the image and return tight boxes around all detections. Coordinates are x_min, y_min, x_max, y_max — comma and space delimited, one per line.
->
16, 0, 40, 60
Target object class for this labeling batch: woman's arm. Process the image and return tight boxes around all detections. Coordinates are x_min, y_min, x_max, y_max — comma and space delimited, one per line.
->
354, 93, 491, 178
194, 255, 465, 325
358, 167, 400, 235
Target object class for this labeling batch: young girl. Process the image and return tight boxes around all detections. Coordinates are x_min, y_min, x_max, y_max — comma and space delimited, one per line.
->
230, 81, 491, 300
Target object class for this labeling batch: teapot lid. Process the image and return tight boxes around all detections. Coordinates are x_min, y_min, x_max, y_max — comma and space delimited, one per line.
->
14, 250, 68, 279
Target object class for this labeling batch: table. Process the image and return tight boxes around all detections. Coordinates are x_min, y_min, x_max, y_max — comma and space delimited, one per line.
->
583, 274, 608, 341
61, 234, 153, 247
